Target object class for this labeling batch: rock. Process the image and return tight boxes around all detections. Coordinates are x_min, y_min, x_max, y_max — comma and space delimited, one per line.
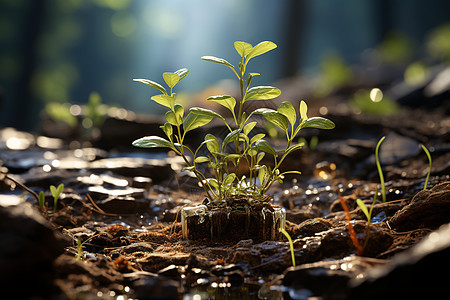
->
294, 218, 333, 238
0, 203, 70, 297
349, 222, 450, 300
389, 181, 450, 231
282, 256, 386, 300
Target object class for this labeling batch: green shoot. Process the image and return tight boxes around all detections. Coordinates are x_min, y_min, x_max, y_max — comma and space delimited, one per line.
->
375, 136, 386, 202
356, 189, 378, 253
38, 191, 45, 212
420, 144, 432, 190
279, 227, 296, 267
50, 184, 64, 213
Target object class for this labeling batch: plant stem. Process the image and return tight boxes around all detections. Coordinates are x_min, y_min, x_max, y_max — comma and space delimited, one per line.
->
420, 144, 432, 190
375, 136, 386, 202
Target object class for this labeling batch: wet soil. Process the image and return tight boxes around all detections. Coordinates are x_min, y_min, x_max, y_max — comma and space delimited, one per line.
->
1, 102, 450, 299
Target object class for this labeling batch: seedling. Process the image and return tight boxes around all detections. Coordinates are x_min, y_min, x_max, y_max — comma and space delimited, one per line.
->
132, 41, 335, 207
420, 144, 432, 190
38, 191, 46, 211
279, 227, 296, 267
375, 136, 386, 202
356, 189, 378, 252
340, 197, 364, 256
50, 183, 64, 212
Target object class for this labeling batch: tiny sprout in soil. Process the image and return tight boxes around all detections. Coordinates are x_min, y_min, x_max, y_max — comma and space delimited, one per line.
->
133, 41, 335, 241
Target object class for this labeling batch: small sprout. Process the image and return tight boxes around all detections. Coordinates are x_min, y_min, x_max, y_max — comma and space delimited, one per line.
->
375, 136, 386, 202
420, 144, 432, 190
50, 183, 64, 213
279, 227, 296, 267
38, 191, 45, 212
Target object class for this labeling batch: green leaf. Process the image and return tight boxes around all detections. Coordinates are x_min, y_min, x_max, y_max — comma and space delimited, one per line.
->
165, 110, 177, 125
207, 95, 236, 114
262, 111, 289, 131
194, 156, 210, 164
256, 152, 265, 164
174, 103, 184, 123
151, 94, 175, 109
277, 101, 297, 127
234, 41, 253, 57
250, 133, 265, 144
244, 86, 281, 101
207, 178, 219, 190
183, 113, 213, 133
133, 78, 167, 95
258, 165, 269, 185
300, 100, 308, 120
201, 56, 235, 69
163, 72, 180, 89
175, 68, 189, 81
255, 139, 277, 156
132, 136, 174, 149
204, 134, 220, 155
223, 173, 237, 186
247, 72, 260, 87
356, 199, 370, 221
301, 117, 335, 130
247, 147, 258, 157
284, 142, 304, 157
243, 122, 257, 136
189, 107, 225, 122
222, 129, 241, 151
246, 41, 277, 61
160, 122, 173, 139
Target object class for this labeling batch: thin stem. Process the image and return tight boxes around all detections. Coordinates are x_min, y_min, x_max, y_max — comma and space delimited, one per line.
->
375, 136, 386, 202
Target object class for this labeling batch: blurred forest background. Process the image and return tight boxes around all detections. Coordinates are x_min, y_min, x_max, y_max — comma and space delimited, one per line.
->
1, 0, 450, 131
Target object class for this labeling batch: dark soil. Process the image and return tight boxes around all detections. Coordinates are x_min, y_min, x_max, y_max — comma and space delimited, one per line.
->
1, 99, 450, 299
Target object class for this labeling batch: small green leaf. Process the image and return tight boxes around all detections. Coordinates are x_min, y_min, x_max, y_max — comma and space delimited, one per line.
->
151, 94, 175, 109
189, 107, 225, 122
262, 111, 289, 131
301, 117, 335, 130
255, 139, 277, 156
284, 142, 304, 157
277, 101, 297, 127
223, 173, 237, 186
247, 72, 260, 87
194, 156, 210, 164
247, 147, 258, 157
204, 134, 220, 155
207, 95, 236, 114
160, 122, 173, 139
183, 113, 213, 133
300, 100, 308, 120
258, 165, 269, 185
256, 152, 265, 164
132, 136, 174, 149
174, 103, 184, 123
250, 133, 265, 144
243, 122, 257, 135
246, 41, 277, 61
163, 72, 180, 89
175, 68, 189, 81
356, 199, 370, 221
207, 178, 219, 190
133, 78, 167, 95
244, 86, 281, 101
234, 41, 253, 57
165, 110, 177, 125
201, 56, 235, 69
222, 129, 241, 151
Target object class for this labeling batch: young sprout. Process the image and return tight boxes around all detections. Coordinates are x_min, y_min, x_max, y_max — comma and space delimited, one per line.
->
375, 136, 386, 202
50, 184, 64, 212
420, 144, 432, 190
279, 227, 296, 267
356, 189, 378, 252
38, 191, 45, 212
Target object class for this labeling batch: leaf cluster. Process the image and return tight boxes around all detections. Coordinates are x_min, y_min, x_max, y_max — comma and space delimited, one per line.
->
132, 41, 335, 205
